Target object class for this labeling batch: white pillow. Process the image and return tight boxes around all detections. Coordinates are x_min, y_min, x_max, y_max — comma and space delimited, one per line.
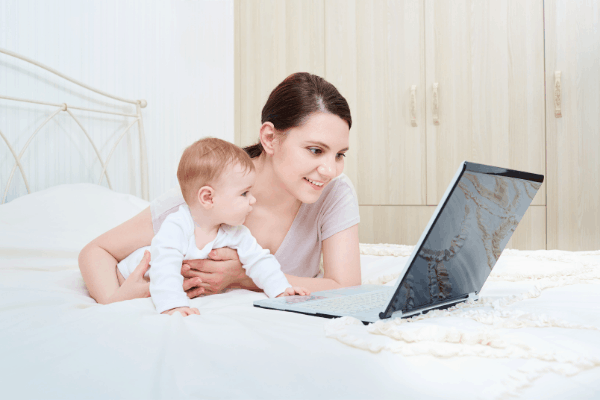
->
0, 184, 149, 255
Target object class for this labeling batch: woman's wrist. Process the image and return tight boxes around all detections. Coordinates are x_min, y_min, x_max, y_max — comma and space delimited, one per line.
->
284, 274, 343, 293
227, 270, 260, 291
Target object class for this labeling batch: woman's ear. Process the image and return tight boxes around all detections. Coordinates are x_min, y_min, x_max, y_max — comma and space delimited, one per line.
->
259, 122, 277, 156
197, 186, 214, 209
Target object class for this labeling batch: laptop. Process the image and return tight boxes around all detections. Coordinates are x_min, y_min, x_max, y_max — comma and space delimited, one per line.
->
254, 161, 544, 324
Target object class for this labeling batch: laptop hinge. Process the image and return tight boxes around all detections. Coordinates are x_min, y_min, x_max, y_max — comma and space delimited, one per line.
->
468, 292, 479, 302
389, 292, 478, 320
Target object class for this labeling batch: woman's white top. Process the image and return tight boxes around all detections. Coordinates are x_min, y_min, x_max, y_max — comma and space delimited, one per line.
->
148, 204, 291, 313
150, 173, 361, 280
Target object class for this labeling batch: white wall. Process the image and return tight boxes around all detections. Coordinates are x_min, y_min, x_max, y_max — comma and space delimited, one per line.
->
0, 0, 233, 202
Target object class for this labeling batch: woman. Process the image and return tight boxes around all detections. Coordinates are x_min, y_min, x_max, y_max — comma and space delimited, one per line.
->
78, 72, 361, 304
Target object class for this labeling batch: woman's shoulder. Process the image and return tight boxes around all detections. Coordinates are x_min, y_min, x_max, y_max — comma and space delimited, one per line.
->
330, 173, 358, 198
156, 204, 194, 236
313, 173, 358, 208
287, 173, 360, 256
300, 173, 360, 226
152, 187, 185, 208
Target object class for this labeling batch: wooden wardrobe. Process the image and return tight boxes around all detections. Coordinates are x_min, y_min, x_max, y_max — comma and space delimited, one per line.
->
234, 0, 600, 251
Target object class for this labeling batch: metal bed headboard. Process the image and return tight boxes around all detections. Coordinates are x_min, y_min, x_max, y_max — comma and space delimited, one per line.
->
0, 47, 149, 203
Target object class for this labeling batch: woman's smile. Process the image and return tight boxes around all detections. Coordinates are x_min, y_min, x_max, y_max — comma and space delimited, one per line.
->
304, 177, 325, 190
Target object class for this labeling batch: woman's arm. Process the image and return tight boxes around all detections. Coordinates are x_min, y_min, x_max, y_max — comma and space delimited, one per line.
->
183, 224, 361, 295
78, 207, 155, 304
285, 224, 361, 291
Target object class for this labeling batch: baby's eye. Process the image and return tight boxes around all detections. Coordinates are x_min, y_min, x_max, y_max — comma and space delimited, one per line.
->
242, 191, 248, 197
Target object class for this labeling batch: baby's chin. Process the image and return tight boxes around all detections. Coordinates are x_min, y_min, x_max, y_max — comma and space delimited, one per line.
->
227, 217, 247, 226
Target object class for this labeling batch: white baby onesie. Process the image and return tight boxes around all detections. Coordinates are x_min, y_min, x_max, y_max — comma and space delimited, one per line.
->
117, 204, 292, 313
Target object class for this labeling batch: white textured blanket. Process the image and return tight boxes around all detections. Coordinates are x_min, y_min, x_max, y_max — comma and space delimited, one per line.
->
1, 184, 599, 399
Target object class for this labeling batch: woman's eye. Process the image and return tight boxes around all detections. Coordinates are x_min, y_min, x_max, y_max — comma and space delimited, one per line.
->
309, 148, 346, 159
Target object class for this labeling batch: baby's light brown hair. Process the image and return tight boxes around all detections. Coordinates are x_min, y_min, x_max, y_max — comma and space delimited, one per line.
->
177, 137, 255, 205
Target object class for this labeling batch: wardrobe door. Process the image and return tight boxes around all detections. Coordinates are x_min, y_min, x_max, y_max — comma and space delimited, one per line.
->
235, 0, 325, 147
325, 0, 426, 245
424, 0, 546, 207
424, 0, 546, 250
326, 0, 426, 206
545, 0, 600, 250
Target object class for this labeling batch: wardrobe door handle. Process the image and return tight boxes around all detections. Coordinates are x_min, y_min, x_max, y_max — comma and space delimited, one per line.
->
410, 85, 417, 127
554, 71, 562, 118
432, 82, 439, 125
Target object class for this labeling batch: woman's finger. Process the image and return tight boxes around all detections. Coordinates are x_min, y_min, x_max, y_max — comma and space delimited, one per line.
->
182, 277, 202, 291
191, 282, 216, 292
181, 267, 205, 279
181, 263, 190, 275
133, 251, 151, 277
198, 258, 237, 274
186, 287, 205, 299
183, 259, 206, 272
181, 263, 198, 278
209, 247, 239, 261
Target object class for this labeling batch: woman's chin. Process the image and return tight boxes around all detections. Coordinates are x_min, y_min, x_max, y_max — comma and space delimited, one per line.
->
296, 190, 322, 204
287, 180, 325, 204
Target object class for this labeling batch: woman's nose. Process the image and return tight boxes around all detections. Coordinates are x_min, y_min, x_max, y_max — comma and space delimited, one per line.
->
317, 159, 335, 178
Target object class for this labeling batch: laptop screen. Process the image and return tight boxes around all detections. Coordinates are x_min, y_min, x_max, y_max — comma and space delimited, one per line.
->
384, 163, 543, 316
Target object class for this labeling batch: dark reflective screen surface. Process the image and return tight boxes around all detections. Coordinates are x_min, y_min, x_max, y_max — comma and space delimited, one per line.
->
390, 171, 542, 313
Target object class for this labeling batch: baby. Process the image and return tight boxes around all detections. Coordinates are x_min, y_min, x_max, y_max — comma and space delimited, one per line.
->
117, 137, 310, 316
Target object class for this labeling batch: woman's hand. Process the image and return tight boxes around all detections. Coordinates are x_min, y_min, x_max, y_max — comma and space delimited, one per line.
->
276, 287, 311, 297
109, 250, 151, 303
181, 248, 244, 298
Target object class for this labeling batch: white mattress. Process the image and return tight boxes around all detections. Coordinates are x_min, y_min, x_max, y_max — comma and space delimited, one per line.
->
1, 184, 599, 399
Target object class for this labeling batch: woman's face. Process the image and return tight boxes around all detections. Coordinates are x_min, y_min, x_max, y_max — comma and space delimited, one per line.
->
272, 112, 350, 204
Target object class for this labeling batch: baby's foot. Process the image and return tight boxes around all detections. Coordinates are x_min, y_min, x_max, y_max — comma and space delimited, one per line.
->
162, 306, 200, 316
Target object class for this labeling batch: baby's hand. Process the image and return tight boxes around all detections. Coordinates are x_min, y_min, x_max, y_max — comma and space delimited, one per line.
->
276, 287, 311, 297
161, 307, 200, 316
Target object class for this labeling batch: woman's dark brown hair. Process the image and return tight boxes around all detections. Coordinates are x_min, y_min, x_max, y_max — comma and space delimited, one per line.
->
243, 72, 352, 158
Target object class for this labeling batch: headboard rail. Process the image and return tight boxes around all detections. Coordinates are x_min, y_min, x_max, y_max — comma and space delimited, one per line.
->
0, 47, 149, 203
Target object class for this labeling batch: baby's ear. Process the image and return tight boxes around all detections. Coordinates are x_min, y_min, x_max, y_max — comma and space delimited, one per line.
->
197, 186, 214, 209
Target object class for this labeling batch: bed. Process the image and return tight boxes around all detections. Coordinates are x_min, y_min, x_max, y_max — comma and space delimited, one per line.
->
1, 49, 599, 400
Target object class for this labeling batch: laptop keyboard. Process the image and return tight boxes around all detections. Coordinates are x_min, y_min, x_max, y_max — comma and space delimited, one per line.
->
301, 289, 393, 315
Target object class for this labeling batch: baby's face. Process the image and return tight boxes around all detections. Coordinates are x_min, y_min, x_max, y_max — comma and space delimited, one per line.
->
212, 164, 256, 226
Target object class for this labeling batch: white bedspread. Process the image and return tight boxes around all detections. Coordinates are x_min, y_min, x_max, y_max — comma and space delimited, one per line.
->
1, 184, 599, 399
